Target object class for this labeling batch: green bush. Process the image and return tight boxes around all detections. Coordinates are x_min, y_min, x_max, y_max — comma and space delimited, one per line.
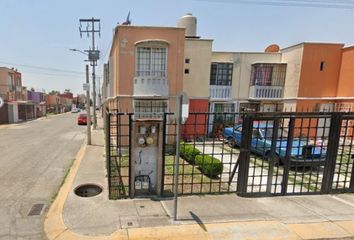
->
180, 144, 201, 164
195, 155, 223, 178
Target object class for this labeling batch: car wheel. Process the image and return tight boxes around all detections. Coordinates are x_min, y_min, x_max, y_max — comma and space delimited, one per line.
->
265, 151, 282, 166
227, 137, 236, 148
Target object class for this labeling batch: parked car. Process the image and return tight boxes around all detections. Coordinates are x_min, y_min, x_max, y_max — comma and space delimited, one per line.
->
223, 123, 327, 166
71, 108, 80, 113
77, 113, 88, 125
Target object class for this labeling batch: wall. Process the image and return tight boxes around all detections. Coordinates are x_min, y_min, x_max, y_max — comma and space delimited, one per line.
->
181, 99, 209, 140
337, 46, 354, 97
112, 26, 185, 98
183, 38, 213, 98
109, 26, 185, 115
281, 44, 304, 100
298, 43, 343, 98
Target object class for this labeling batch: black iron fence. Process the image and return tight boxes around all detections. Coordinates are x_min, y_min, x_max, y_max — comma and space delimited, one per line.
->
106, 110, 354, 199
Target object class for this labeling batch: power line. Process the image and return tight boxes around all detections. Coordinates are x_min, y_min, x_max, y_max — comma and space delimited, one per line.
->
0, 61, 86, 75
194, 0, 354, 9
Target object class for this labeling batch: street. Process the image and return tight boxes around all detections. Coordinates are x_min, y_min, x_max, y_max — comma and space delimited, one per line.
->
0, 113, 86, 239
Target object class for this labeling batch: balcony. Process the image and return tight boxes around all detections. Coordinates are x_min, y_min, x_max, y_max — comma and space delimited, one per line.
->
133, 77, 168, 97
209, 85, 232, 100
249, 85, 283, 99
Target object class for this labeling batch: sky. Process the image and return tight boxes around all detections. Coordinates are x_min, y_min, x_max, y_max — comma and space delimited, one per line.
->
1, 0, 354, 95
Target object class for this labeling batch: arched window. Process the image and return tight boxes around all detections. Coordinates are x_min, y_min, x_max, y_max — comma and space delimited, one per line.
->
135, 40, 169, 77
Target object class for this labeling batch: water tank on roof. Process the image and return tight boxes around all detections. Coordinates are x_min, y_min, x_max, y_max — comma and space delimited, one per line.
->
177, 13, 197, 37
265, 44, 280, 53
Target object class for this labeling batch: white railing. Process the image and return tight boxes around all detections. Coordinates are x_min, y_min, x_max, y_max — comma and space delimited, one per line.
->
249, 85, 283, 99
133, 77, 168, 96
209, 85, 232, 99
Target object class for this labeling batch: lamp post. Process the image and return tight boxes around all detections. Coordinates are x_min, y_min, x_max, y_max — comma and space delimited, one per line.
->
69, 48, 98, 129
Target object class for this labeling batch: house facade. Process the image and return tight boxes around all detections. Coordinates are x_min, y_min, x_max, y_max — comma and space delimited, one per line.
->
103, 14, 354, 138
105, 24, 185, 116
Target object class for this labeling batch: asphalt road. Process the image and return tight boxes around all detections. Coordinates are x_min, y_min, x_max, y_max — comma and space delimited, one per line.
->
0, 113, 86, 239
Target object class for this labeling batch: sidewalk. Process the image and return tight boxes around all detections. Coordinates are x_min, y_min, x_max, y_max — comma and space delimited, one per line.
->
44, 117, 354, 240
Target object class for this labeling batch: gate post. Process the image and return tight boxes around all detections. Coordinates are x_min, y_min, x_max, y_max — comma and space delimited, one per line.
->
321, 112, 342, 194
236, 114, 253, 196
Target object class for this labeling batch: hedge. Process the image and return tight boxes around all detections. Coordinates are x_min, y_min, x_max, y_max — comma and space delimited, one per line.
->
180, 143, 223, 178
180, 144, 201, 164
195, 155, 223, 178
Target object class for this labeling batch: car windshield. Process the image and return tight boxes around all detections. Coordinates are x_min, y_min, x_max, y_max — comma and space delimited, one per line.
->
259, 128, 288, 139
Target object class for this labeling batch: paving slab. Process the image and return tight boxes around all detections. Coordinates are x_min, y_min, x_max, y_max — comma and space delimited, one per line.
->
161, 194, 271, 223
134, 199, 169, 217
288, 195, 354, 221
255, 197, 327, 223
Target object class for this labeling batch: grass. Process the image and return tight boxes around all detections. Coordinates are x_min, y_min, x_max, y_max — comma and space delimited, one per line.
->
163, 156, 229, 195
50, 158, 75, 203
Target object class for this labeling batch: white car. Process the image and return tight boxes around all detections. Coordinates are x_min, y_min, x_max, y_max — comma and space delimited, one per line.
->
71, 108, 80, 113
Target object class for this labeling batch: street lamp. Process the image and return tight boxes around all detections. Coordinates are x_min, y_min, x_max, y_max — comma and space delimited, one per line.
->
69, 48, 88, 56
69, 48, 98, 130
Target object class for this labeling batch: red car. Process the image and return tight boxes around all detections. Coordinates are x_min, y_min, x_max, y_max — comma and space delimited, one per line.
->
77, 113, 88, 125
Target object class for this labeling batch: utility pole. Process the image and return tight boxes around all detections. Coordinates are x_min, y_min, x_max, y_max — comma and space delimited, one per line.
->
85, 65, 92, 145
79, 17, 100, 129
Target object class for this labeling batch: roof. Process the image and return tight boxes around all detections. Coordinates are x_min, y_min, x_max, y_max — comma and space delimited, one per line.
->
281, 42, 344, 52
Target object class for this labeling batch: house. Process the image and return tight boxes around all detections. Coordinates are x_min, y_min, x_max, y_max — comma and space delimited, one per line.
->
102, 14, 354, 138
104, 24, 185, 116
0, 67, 34, 123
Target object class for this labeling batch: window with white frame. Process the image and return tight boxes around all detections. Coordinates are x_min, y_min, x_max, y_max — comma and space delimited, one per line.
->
134, 99, 168, 119
136, 47, 167, 77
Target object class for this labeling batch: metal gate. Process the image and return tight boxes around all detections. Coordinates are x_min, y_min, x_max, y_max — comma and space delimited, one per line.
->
237, 112, 354, 197
106, 110, 354, 199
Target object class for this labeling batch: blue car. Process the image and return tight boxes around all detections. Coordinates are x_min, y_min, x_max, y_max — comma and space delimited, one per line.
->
223, 123, 327, 166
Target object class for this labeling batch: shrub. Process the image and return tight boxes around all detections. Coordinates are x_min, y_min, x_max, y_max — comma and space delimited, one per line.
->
180, 144, 201, 164
195, 155, 223, 178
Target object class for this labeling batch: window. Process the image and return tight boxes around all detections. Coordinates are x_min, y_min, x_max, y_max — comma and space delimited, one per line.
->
250, 63, 286, 86
239, 103, 260, 112
136, 47, 167, 77
134, 99, 168, 119
251, 64, 273, 86
185, 58, 190, 64
184, 69, 189, 74
320, 61, 325, 71
210, 63, 233, 86
214, 103, 235, 123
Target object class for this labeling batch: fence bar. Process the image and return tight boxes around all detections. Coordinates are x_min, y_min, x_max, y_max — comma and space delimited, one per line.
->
266, 118, 280, 194
321, 113, 342, 193
281, 117, 295, 195
237, 115, 253, 196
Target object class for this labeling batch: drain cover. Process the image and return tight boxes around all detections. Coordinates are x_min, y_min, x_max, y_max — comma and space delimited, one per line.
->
74, 184, 103, 197
28, 204, 44, 216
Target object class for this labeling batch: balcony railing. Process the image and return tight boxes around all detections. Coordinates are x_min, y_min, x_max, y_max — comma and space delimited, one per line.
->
133, 77, 168, 97
249, 85, 283, 99
209, 85, 232, 100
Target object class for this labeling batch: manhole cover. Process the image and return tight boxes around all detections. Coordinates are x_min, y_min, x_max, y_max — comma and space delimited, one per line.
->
28, 204, 44, 216
74, 184, 103, 197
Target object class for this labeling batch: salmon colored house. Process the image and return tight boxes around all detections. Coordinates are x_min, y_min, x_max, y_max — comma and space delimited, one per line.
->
106, 25, 185, 116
